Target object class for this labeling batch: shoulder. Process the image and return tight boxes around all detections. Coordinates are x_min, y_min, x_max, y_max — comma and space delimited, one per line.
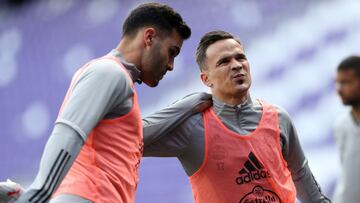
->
335, 111, 351, 126
334, 111, 351, 134
71, 58, 133, 93
272, 104, 292, 122
256, 100, 292, 122
257, 101, 293, 129
85, 58, 131, 82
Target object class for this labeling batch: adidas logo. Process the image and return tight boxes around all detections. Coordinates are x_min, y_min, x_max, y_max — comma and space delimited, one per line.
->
235, 152, 271, 185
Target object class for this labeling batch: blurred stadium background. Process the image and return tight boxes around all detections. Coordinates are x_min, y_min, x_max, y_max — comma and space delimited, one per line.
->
1, 0, 359, 202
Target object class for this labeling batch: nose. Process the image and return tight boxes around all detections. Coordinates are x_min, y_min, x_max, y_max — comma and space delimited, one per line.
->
231, 58, 242, 71
167, 58, 174, 71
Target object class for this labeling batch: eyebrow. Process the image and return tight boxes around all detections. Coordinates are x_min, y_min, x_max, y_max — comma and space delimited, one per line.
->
216, 53, 246, 66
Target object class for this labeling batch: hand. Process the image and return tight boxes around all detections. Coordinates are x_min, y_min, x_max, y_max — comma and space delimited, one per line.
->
191, 92, 212, 113
176, 92, 212, 114
0, 179, 24, 203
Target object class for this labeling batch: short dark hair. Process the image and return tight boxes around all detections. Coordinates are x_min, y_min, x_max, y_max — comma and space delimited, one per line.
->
338, 55, 360, 77
196, 31, 242, 71
122, 3, 191, 40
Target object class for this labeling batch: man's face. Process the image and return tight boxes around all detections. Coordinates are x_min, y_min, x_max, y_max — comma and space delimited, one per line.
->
201, 38, 251, 101
336, 69, 360, 106
141, 29, 183, 87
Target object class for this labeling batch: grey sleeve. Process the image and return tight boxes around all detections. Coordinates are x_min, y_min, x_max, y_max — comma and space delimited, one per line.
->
143, 92, 211, 156
56, 59, 133, 140
15, 59, 134, 203
15, 124, 83, 203
143, 124, 190, 157
277, 107, 331, 203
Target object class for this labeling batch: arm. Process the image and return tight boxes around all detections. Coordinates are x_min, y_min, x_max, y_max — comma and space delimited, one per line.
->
277, 108, 331, 203
16, 59, 133, 203
143, 92, 211, 146
143, 92, 211, 156
15, 125, 83, 203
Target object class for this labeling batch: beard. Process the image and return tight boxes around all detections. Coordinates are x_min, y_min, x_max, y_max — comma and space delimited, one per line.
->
141, 43, 165, 87
343, 97, 360, 107
150, 43, 166, 83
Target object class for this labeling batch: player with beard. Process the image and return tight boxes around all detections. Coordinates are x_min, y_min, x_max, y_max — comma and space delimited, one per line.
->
333, 56, 360, 203
0, 3, 194, 203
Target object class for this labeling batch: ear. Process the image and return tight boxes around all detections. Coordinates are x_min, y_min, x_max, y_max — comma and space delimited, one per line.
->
143, 27, 156, 47
200, 71, 212, 88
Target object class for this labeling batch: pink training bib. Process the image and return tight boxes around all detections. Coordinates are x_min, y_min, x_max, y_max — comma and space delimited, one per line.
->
54, 56, 143, 203
190, 101, 296, 203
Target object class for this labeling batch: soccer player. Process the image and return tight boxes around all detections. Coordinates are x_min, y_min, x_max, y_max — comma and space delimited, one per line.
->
333, 56, 360, 202
11, 2, 192, 203
143, 31, 331, 202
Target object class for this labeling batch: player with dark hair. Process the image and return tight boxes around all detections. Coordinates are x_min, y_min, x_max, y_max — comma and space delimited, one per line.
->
143, 31, 331, 202
333, 55, 360, 202
4, 2, 194, 203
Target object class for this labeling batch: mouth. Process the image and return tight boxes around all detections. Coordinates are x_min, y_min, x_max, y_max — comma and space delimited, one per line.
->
232, 73, 246, 84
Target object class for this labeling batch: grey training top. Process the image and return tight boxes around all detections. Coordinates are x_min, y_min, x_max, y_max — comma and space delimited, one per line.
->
15, 50, 140, 203
143, 95, 331, 203
333, 110, 360, 203
56, 49, 139, 137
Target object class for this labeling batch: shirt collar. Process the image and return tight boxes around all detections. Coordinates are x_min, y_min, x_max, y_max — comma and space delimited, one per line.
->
212, 94, 253, 116
108, 49, 142, 84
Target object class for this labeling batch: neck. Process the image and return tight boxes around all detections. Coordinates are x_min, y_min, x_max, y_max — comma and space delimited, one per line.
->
213, 92, 248, 106
115, 37, 142, 68
352, 104, 360, 119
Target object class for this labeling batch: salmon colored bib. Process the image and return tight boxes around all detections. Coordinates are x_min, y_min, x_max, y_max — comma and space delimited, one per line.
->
54, 56, 143, 203
190, 101, 296, 203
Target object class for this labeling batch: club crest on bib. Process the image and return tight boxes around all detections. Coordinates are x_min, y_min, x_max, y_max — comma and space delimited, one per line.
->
239, 185, 281, 203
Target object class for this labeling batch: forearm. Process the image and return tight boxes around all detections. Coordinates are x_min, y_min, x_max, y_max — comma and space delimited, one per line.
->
143, 116, 194, 157
284, 136, 331, 202
143, 106, 192, 147
292, 161, 331, 203
16, 123, 84, 203
277, 108, 331, 202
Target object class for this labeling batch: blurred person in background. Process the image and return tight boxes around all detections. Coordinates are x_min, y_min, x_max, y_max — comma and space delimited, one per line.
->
333, 56, 360, 203
143, 30, 331, 203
